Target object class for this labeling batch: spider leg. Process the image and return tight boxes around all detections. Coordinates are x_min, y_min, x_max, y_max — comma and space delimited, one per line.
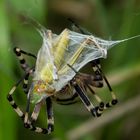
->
22, 72, 30, 94
71, 80, 97, 117
24, 88, 32, 126
22, 68, 35, 94
46, 97, 54, 133
7, 67, 33, 118
24, 97, 54, 134
68, 18, 92, 35
14, 47, 36, 94
85, 84, 104, 117
7, 64, 34, 118
7, 74, 27, 120
91, 59, 118, 109
23, 99, 50, 134
13, 47, 36, 72
30, 102, 42, 123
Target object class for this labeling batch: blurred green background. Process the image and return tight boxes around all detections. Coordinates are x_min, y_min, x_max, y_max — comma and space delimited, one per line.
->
0, 0, 140, 140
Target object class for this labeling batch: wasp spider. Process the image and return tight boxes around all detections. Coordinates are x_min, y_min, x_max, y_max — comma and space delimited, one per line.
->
7, 21, 118, 134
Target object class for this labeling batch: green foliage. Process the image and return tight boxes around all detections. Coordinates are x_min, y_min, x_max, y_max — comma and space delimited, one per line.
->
0, 0, 140, 140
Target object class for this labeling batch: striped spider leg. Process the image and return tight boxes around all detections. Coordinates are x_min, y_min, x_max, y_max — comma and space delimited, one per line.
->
13, 47, 36, 72
13, 47, 36, 93
7, 48, 54, 134
91, 59, 118, 109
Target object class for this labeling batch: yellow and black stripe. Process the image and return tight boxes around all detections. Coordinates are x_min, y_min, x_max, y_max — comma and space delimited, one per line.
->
23, 68, 34, 94
7, 77, 25, 120
14, 47, 36, 72
54, 93, 78, 105
91, 59, 118, 109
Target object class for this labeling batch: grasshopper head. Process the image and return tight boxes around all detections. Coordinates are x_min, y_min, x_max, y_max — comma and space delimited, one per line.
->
31, 80, 55, 104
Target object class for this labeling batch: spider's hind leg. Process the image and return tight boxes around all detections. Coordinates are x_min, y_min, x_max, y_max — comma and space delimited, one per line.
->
91, 59, 118, 109
7, 64, 34, 119
85, 84, 104, 117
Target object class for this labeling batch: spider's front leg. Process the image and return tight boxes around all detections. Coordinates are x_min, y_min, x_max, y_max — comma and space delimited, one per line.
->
14, 47, 36, 93
13, 47, 36, 72
7, 74, 28, 120
7, 67, 34, 118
